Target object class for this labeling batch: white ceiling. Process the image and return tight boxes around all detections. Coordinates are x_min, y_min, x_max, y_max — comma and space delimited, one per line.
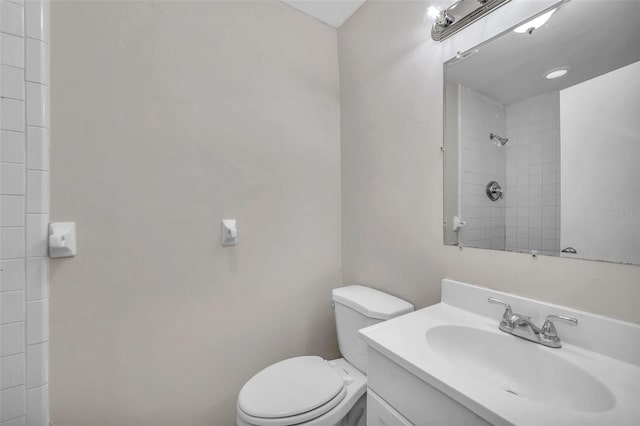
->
446, 1, 640, 105
281, 0, 366, 28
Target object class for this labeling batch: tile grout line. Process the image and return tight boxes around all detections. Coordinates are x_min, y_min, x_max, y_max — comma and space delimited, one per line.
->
23, 0, 30, 419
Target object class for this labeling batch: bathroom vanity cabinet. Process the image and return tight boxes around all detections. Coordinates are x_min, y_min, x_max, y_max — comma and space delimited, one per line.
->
366, 348, 490, 426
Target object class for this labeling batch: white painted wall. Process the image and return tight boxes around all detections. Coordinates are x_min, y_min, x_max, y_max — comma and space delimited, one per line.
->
50, 2, 340, 425
338, 0, 639, 323
560, 61, 640, 265
0, 0, 51, 424
43, 1, 640, 425
505, 91, 561, 256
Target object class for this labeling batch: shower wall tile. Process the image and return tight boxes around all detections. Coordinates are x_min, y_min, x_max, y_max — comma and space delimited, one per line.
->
0, 195, 24, 227
0, 0, 50, 422
0, 99, 25, 131
26, 258, 48, 302
458, 88, 561, 255
0, 260, 25, 292
0, 228, 25, 259
0, 163, 24, 194
25, 0, 49, 42
26, 214, 49, 257
0, 290, 25, 324
458, 85, 506, 250
26, 300, 48, 345
0, 131, 25, 164
26, 385, 48, 426
26, 127, 48, 171
25, 38, 48, 85
26, 170, 49, 213
0, 416, 26, 426
505, 91, 561, 255
0, 32, 24, 67
0, 65, 25, 100
0, 323, 24, 357
0, 0, 24, 36
0, 385, 25, 421
0, 353, 25, 390
25, 82, 49, 128
26, 343, 47, 389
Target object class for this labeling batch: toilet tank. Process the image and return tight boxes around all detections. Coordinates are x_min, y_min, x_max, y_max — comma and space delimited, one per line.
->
332, 285, 413, 374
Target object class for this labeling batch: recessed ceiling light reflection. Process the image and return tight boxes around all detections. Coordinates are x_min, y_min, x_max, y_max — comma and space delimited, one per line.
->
545, 68, 569, 80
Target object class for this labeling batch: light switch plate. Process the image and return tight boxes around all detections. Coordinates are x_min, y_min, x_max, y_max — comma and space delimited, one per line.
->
49, 222, 77, 258
221, 219, 237, 246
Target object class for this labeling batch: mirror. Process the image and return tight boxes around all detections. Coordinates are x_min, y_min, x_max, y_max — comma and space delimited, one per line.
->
443, 0, 640, 265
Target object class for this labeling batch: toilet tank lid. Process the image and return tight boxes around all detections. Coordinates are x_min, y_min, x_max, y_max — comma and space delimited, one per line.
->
332, 285, 414, 320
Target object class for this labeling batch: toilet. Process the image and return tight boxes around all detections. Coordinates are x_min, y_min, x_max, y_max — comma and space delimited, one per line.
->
236, 285, 414, 426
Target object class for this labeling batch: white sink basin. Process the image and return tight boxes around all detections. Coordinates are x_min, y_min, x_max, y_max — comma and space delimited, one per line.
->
425, 325, 615, 413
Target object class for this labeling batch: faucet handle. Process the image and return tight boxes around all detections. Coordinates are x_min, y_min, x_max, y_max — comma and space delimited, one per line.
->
539, 315, 578, 348
487, 297, 511, 311
487, 297, 513, 327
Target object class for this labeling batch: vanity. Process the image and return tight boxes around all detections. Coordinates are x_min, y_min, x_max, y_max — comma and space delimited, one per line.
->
359, 279, 640, 426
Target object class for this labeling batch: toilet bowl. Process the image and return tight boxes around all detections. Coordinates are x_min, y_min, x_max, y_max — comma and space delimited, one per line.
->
236, 285, 413, 426
237, 357, 366, 426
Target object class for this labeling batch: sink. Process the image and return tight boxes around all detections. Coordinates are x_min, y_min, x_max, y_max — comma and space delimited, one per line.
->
358, 280, 640, 426
425, 325, 616, 413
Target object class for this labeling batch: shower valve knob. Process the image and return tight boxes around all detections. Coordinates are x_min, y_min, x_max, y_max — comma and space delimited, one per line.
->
486, 181, 504, 201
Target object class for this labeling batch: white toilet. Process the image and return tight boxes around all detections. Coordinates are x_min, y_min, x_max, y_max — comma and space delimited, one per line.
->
236, 285, 414, 426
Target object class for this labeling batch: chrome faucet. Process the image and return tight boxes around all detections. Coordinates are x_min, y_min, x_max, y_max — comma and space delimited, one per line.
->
488, 297, 578, 348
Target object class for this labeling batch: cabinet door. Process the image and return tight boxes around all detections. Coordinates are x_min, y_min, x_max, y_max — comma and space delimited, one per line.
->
367, 388, 412, 426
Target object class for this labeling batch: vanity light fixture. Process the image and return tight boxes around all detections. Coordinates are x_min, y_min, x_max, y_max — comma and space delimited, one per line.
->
431, 0, 512, 41
545, 67, 569, 79
513, 8, 557, 34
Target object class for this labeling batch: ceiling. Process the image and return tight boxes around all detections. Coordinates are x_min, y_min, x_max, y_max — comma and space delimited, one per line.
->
281, 0, 366, 28
446, 1, 640, 105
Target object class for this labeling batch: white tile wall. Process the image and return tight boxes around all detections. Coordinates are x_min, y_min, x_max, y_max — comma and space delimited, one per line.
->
0, 33, 24, 68
24, 386, 45, 426
24, 259, 46, 302
0, 66, 24, 100
0, 0, 50, 424
505, 92, 561, 255
25, 39, 47, 86
0, 196, 24, 227
0, 99, 24, 132
25, 301, 47, 345
0, 323, 24, 357
25, 343, 45, 389
25, 128, 46, 172
459, 85, 506, 250
0, 1, 23, 37
0, 353, 24, 389
0, 131, 25, 164
0, 260, 23, 292
0, 228, 24, 259
0, 385, 25, 422
0, 291, 24, 324
25, 83, 47, 128
1, 416, 24, 426
25, 214, 47, 258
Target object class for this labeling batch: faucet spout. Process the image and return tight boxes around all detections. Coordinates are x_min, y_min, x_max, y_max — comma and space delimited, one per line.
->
513, 316, 541, 334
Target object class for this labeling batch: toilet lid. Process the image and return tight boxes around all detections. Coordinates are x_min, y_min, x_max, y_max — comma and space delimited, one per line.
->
238, 356, 346, 419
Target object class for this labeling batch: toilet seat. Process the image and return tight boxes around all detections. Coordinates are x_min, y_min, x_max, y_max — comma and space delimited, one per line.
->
237, 356, 348, 426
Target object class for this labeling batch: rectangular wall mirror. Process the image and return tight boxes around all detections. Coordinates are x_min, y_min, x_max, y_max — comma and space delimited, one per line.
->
443, 0, 640, 265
